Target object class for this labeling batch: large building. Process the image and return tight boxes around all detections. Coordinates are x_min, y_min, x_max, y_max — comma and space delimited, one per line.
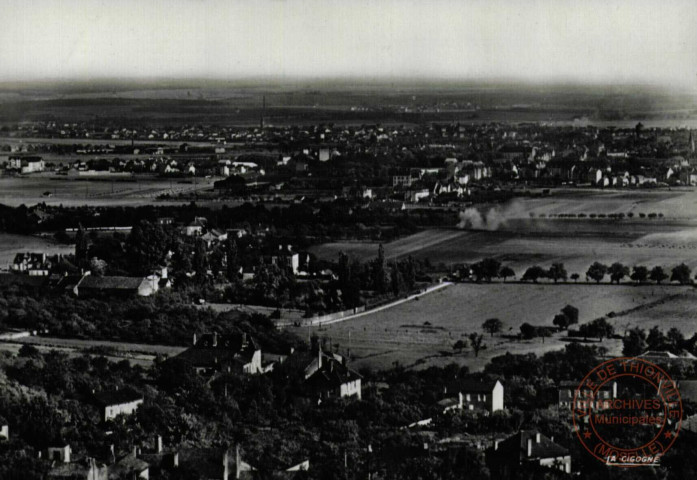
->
174, 332, 263, 375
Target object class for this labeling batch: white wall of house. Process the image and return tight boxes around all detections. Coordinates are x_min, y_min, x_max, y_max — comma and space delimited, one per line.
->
340, 379, 362, 400
104, 399, 144, 421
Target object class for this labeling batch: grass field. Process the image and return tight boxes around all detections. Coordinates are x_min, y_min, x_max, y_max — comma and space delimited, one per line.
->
0, 233, 73, 268
307, 283, 695, 372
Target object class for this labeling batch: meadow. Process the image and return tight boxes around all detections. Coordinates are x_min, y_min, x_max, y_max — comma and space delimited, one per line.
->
311, 283, 695, 372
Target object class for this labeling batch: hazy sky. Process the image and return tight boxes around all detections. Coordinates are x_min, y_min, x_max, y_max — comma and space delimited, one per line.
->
2, 0, 696, 87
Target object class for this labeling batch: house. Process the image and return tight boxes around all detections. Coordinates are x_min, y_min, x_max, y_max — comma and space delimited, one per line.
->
442, 379, 504, 414
47, 458, 109, 480
174, 332, 263, 375
201, 229, 228, 246
183, 217, 208, 236
109, 451, 150, 480
558, 380, 617, 410
74, 275, 159, 298
10, 252, 60, 276
94, 389, 144, 422
392, 175, 413, 187
405, 188, 430, 203
302, 348, 362, 402
485, 430, 571, 479
262, 245, 301, 275
8, 155, 45, 174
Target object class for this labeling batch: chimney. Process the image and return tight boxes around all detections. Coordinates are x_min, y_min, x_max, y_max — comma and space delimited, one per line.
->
133, 446, 138, 457
527, 438, 532, 457
223, 449, 229, 480
213, 332, 218, 347
236, 445, 241, 480
535, 432, 541, 443
192, 333, 197, 346
171, 452, 179, 468
318, 347, 322, 369
494, 440, 500, 451
156, 435, 163, 454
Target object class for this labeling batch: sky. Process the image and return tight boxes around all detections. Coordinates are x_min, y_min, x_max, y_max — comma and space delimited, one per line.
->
1, 0, 696, 88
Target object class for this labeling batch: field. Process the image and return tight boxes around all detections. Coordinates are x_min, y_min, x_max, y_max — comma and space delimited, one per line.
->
0, 233, 73, 268
310, 189, 697, 274
0, 174, 214, 207
309, 283, 695, 372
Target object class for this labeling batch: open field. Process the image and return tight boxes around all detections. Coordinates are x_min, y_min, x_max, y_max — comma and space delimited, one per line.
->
310, 189, 697, 274
0, 233, 73, 268
0, 174, 215, 207
308, 283, 694, 372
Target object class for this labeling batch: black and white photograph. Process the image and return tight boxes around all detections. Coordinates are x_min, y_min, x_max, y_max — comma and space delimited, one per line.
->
1, 0, 697, 478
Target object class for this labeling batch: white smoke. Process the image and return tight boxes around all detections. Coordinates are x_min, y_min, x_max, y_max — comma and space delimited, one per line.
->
458, 200, 524, 231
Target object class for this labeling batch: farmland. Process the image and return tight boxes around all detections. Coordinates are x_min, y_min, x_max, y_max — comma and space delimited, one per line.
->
311, 283, 695, 372
310, 188, 697, 274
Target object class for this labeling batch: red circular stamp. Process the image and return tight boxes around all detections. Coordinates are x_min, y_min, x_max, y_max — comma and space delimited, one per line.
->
572, 357, 682, 467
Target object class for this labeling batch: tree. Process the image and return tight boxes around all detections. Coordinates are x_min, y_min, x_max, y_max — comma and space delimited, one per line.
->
631, 265, 648, 284
390, 263, 405, 296
473, 258, 501, 283
372, 244, 388, 293
650, 266, 668, 284
586, 262, 608, 283
580, 318, 614, 341
623, 327, 647, 356
89, 257, 107, 276
561, 305, 579, 325
482, 318, 503, 337
570, 273, 580, 283
74, 224, 90, 268
225, 237, 239, 282
547, 263, 567, 283
647, 326, 667, 350
453, 339, 468, 353
192, 237, 209, 282
468, 333, 484, 357
126, 220, 170, 275
667, 327, 685, 352
608, 262, 630, 284
499, 266, 515, 282
553, 313, 570, 330
522, 265, 546, 283
671, 263, 692, 285
520, 323, 537, 339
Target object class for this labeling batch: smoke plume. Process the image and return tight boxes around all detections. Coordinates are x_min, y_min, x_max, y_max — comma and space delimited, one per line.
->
457, 200, 524, 231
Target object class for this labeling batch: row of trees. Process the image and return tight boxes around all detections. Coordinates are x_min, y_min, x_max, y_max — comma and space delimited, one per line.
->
464, 257, 696, 286
517, 261, 694, 285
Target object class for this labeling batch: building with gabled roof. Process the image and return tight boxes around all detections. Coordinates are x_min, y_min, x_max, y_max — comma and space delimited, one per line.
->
442, 379, 504, 413
485, 430, 571, 478
302, 349, 362, 402
174, 332, 263, 375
